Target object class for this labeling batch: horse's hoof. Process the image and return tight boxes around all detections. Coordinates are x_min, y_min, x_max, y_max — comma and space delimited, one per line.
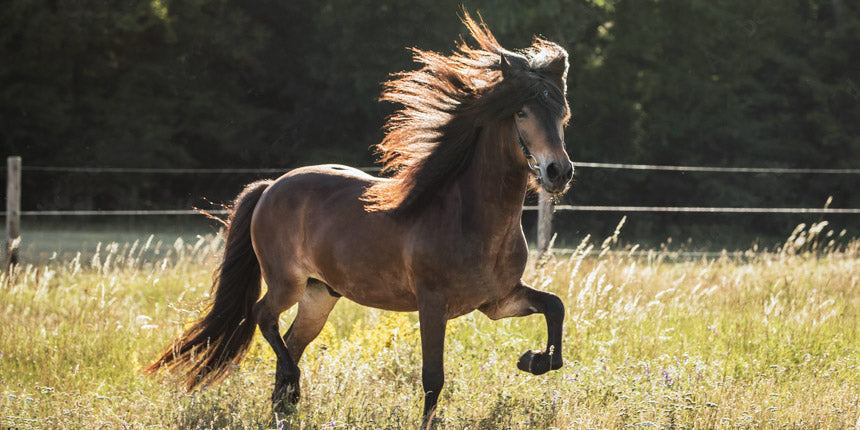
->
421, 409, 439, 430
272, 375, 301, 410
273, 364, 301, 404
272, 384, 300, 415
517, 350, 563, 375
273, 386, 300, 404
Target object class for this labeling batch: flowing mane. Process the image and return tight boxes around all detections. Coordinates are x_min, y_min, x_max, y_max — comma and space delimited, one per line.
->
362, 12, 570, 215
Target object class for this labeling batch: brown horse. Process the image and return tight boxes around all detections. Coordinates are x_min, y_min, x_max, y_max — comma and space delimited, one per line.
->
146, 13, 573, 427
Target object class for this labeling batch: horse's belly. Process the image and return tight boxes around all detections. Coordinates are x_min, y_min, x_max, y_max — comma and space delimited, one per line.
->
308, 261, 418, 312
442, 270, 522, 318
338, 280, 419, 312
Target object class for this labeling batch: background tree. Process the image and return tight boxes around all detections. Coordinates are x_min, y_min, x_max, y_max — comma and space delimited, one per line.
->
1, 0, 857, 246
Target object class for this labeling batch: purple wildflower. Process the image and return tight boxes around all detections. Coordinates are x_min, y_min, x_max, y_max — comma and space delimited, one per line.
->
661, 368, 674, 387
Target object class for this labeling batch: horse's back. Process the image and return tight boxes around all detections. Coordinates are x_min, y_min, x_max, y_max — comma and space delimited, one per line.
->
255, 164, 376, 211
251, 164, 382, 252
269, 164, 377, 194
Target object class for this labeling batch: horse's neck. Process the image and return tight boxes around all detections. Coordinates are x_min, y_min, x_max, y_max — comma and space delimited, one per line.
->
456, 128, 529, 230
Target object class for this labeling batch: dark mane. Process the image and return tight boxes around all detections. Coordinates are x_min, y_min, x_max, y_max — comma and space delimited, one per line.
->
362, 12, 570, 215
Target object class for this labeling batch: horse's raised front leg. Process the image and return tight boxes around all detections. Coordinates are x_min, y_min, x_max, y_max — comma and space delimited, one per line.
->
479, 282, 564, 375
417, 291, 448, 430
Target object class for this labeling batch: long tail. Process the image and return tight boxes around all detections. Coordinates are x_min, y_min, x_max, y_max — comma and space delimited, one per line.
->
145, 180, 272, 389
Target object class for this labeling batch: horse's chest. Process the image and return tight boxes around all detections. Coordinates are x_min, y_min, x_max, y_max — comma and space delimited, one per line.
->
478, 240, 527, 292
415, 231, 527, 315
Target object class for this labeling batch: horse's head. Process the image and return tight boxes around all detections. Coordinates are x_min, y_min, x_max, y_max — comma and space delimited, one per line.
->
363, 13, 575, 213
498, 43, 572, 196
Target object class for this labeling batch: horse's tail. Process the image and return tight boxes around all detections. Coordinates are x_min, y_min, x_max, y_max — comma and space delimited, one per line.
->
145, 179, 272, 389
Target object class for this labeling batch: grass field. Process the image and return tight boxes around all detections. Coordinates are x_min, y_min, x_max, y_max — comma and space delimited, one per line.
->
1, 222, 859, 429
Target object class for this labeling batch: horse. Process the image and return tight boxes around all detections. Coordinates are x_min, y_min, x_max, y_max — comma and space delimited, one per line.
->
146, 13, 573, 427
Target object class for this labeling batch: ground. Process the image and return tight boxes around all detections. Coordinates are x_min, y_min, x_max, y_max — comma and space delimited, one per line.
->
1, 222, 859, 429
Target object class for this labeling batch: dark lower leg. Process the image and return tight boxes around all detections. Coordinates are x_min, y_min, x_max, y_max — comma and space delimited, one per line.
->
516, 289, 564, 375
479, 285, 565, 376
418, 293, 447, 429
421, 367, 444, 428
254, 301, 301, 406
272, 328, 301, 405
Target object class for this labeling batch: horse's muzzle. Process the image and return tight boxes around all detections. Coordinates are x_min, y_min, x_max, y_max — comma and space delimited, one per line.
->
541, 161, 573, 194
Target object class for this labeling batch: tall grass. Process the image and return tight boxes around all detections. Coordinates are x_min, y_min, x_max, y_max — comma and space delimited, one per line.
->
1, 223, 859, 429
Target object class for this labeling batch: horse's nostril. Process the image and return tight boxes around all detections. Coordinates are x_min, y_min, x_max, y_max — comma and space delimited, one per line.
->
546, 162, 561, 181
563, 163, 573, 181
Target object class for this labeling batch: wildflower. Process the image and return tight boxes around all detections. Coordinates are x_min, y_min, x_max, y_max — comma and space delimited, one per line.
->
661, 368, 673, 387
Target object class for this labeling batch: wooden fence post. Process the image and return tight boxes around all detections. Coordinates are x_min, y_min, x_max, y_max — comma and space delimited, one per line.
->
6, 156, 21, 268
537, 188, 552, 254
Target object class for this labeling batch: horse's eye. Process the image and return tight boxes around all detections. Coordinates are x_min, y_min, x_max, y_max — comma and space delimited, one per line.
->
516, 110, 527, 119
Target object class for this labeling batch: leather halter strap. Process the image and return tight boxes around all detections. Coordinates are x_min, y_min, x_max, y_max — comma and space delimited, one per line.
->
515, 122, 542, 182
516, 89, 554, 182
515, 117, 566, 202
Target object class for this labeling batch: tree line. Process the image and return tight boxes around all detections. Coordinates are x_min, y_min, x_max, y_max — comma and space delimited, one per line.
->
1, 0, 858, 244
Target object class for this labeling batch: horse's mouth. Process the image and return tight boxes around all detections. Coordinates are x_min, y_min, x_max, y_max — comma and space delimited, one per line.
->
541, 182, 570, 201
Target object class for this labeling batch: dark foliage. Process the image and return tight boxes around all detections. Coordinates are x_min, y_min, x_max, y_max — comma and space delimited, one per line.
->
1, 0, 857, 244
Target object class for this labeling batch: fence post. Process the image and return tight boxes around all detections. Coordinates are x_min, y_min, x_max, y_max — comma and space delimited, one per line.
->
537, 188, 552, 253
6, 156, 21, 268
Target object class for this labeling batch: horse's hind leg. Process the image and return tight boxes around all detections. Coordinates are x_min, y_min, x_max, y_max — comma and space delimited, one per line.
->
252, 275, 305, 408
479, 282, 564, 375
279, 280, 339, 384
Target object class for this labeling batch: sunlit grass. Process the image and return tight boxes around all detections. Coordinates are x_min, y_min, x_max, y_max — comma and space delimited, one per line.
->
1, 222, 859, 428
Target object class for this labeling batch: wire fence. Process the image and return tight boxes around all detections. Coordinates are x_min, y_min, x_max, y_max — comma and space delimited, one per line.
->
524, 205, 860, 214
4, 158, 859, 260
6, 162, 860, 217
5, 161, 859, 216
14, 207, 860, 216
21, 166, 382, 174
13, 209, 230, 216
14, 162, 859, 175
573, 161, 860, 175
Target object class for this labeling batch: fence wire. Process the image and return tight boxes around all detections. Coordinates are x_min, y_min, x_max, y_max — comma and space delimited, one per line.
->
22, 166, 382, 174
3, 206, 858, 216
17, 162, 860, 175
525, 205, 860, 214
572, 162, 860, 175
5, 161, 859, 216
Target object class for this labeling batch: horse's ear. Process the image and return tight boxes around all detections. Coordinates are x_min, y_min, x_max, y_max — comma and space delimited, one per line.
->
499, 52, 529, 77
543, 53, 569, 83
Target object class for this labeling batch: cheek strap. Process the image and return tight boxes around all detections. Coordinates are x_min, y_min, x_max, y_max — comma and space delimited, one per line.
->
515, 122, 542, 182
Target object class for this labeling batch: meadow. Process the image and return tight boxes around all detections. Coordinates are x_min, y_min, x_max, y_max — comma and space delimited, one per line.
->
1, 221, 859, 429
